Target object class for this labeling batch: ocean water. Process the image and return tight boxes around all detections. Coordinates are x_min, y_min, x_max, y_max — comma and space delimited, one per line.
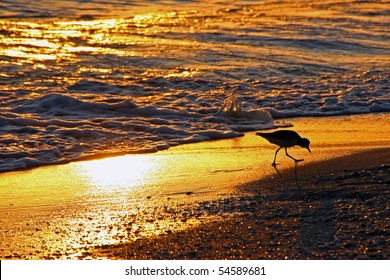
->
0, 0, 389, 173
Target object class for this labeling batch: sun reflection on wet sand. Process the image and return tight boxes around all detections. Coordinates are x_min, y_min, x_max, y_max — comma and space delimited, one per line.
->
75, 155, 163, 195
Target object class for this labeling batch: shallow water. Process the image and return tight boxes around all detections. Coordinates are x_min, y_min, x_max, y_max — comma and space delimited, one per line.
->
0, 0, 389, 172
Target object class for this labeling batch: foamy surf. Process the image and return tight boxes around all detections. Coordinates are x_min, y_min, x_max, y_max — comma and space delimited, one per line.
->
1, 86, 277, 173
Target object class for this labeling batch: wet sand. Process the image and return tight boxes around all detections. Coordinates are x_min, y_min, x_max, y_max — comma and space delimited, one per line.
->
0, 113, 389, 259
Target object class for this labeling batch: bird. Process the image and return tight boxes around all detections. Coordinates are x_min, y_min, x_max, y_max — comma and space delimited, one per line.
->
256, 130, 311, 166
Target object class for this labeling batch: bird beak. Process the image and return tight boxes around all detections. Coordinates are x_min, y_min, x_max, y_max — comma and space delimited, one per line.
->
307, 147, 311, 153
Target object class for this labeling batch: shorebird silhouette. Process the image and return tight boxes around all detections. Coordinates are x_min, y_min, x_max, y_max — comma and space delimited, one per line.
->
256, 130, 311, 166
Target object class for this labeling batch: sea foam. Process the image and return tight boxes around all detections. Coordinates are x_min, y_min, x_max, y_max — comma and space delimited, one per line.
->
0, 88, 275, 173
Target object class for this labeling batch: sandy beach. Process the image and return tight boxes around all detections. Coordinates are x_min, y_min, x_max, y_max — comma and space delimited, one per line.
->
0, 113, 389, 260
95, 148, 389, 260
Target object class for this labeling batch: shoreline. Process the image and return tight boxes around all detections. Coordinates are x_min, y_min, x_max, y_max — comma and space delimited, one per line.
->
0, 112, 387, 176
0, 113, 389, 259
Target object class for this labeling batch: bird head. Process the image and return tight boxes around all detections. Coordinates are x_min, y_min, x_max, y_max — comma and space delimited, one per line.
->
298, 138, 311, 153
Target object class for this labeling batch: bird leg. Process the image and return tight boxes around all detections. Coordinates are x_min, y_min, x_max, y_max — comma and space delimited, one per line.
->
272, 147, 282, 166
285, 148, 303, 162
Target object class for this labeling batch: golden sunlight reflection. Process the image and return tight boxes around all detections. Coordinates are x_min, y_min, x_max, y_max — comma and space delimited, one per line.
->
0, 18, 130, 64
164, 68, 199, 78
0, 10, 202, 67
133, 12, 185, 27
74, 155, 162, 195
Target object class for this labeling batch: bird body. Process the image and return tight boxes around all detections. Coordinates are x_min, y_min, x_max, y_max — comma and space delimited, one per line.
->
256, 130, 311, 166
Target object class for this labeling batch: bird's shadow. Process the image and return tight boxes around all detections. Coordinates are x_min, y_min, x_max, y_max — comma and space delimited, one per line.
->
273, 161, 301, 186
